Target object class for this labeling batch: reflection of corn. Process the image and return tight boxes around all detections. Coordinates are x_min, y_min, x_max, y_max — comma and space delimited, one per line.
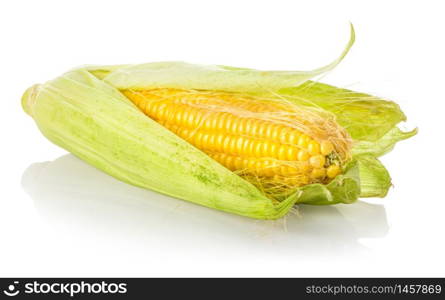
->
123, 88, 348, 186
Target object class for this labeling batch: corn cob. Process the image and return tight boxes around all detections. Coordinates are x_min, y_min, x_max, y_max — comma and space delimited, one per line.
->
123, 88, 352, 196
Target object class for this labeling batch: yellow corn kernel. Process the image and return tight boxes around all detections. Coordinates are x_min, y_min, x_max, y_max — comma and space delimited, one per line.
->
311, 168, 326, 179
286, 145, 299, 161
307, 140, 320, 155
297, 150, 310, 161
320, 140, 334, 155
277, 145, 288, 160
298, 161, 310, 173
309, 155, 326, 168
287, 131, 300, 144
297, 134, 309, 148
327, 164, 341, 178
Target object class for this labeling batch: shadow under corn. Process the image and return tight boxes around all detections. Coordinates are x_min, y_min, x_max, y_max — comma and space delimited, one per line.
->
21, 154, 389, 259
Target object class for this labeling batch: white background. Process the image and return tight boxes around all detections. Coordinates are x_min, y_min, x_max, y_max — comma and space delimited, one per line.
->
0, 0, 443, 277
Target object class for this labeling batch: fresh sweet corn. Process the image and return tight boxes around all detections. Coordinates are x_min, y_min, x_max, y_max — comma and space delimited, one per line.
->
123, 88, 351, 191
21, 25, 416, 219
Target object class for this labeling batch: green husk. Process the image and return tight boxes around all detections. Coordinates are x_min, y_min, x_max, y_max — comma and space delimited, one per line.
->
89, 24, 355, 94
355, 155, 391, 198
352, 126, 418, 157
278, 82, 408, 142
22, 25, 415, 219
22, 70, 282, 219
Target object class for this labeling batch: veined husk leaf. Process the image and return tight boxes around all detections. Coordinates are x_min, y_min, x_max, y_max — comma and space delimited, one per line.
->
352, 126, 417, 157
355, 155, 391, 198
88, 23, 355, 93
